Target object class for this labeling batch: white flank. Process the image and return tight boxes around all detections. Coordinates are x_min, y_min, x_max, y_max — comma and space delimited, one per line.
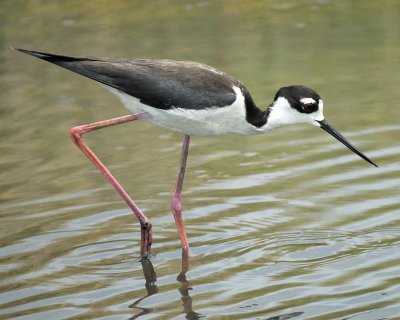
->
104, 86, 261, 136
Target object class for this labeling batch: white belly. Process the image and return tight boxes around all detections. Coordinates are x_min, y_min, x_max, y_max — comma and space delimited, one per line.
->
105, 86, 262, 136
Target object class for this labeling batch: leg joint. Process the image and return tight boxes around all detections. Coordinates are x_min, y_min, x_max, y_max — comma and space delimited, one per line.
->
171, 192, 183, 213
70, 125, 85, 145
141, 220, 152, 231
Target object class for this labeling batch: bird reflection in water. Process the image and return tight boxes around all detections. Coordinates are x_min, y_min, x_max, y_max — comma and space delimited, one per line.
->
129, 251, 203, 319
176, 251, 204, 320
128, 252, 305, 319
128, 258, 158, 319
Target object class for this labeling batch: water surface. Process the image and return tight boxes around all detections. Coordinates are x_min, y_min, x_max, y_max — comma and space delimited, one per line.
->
1, 1, 400, 319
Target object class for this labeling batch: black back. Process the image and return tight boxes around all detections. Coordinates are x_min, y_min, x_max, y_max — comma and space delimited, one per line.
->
15, 48, 240, 111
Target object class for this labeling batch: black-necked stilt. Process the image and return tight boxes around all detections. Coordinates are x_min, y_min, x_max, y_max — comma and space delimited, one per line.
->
14, 48, 377, 257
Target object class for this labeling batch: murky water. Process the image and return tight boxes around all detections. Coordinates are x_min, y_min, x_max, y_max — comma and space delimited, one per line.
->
1, 1, 400, 319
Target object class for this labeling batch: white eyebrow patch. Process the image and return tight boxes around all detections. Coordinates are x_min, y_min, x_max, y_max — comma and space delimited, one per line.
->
300, 97, 316, 104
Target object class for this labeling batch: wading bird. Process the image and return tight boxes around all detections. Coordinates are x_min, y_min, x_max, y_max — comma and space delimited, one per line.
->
14, 48, 377, 257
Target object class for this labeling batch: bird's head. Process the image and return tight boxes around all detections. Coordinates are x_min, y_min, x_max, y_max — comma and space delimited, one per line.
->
267, 85, 377, 167
268, 85, 324, 127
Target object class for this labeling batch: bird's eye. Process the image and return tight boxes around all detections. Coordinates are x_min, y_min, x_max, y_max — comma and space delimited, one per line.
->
302, 103, 317, 113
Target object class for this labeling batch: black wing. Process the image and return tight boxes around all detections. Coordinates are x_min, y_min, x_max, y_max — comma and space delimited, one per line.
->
14, 48, 239, 110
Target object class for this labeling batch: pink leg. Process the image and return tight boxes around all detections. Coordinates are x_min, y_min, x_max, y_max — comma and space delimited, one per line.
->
171, 135, 191, 252
70, 112, 153, 257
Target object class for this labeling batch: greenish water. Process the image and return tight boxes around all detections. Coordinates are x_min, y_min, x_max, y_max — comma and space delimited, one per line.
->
1, 1, 400, 319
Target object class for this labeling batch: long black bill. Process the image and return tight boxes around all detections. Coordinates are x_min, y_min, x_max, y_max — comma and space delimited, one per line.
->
317, 120, 378, 167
